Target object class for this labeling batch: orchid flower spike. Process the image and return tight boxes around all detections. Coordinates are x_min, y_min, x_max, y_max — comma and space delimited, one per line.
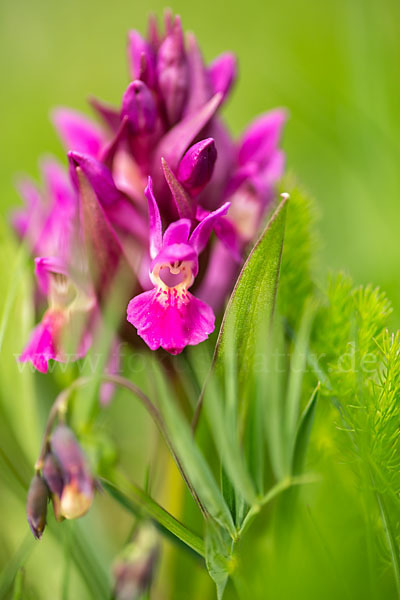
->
13, 11, 286, 364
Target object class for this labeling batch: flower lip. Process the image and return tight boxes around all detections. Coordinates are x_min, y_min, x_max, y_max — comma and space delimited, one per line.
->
150, 243, 197, 277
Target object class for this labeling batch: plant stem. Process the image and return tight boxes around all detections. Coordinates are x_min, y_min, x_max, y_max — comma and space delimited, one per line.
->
35, 374, 207, 518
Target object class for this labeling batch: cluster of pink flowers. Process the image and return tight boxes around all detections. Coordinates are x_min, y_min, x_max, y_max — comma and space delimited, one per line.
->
13, 12, 286, 373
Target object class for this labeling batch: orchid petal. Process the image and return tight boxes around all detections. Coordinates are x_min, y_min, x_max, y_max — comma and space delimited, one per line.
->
189, 201, 230, 254
238, 109, 287, 167
127, 288, 215, 354
184, 33, 212, 116
153, 92, 222, 172
35, 257, 69, 296
89, 97, 121, 132
127, 30, 156, 88
197, 240, 240, 313
145, 177, 163, 259
150, 243, 197, 273
163, 219, 191, 246
51, 108, 105, 157
19, 319, 59, 374
68, 152, 122, 206
208, 53, 237, 103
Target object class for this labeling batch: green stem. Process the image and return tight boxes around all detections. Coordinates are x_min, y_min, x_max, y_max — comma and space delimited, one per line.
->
237, 474, 316, 539
35, 374, 207, 518
371, 473, 400, 598
101, 477, 205, 558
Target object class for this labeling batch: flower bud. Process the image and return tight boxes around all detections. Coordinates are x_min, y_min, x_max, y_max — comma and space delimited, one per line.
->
50, 425, 94, 520
156, 16, 188, 126
121, 81, 157, 135
127, 30, 156, 89
26, 474, 49, 539
42, 452, 65, 522
177, 138, 217, 196
208, 52, 237, 102
112, 523, 159, 600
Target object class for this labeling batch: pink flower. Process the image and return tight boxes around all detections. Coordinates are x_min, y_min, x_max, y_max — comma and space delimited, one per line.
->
127, 178, 229, 354
12, 12, 286, 362
20, 257, 96, 373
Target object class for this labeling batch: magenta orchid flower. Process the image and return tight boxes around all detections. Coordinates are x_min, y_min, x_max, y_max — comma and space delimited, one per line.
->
12, 11, 286, 366
127, 178, 230, 354
20, 257, 96, 373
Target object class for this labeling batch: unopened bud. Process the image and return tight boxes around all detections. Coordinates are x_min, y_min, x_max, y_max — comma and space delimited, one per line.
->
177, 138, 217, 196
42, 452, 65, 522
26, 474, 49, 539
121, 81, 157, 135
156, 16, 188, 126
113, 523, 159, 600
50, 425, 94, 520
127, 30, 156, 88
208, 53, 237, 102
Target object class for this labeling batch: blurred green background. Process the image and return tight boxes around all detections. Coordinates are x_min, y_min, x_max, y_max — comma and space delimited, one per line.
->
0, 0, 399, 598
1, 0, 399, 308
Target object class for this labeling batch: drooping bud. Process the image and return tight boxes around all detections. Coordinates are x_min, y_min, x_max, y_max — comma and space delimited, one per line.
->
156, 16, 188, 126
112, 523, 159, 600
50, 425, 94, 520
127, 30, 156, 89
208, 53, 237, 103
42, 452, 65, 521
177, 138, 217, 197
121, 81, 157, 135
26, 474, 49, 539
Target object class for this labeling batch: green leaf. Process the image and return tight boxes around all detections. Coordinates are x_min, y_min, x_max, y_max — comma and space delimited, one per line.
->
205, 519, 233, 600
221, 466, 236, 520
215, 195, 288, 389
284, 298, 317, 470
150, 360, 236, 537
101, 476, 205, 558
292, 384, 319, 475
192, 354, 257, 507
0, 534, 35, 599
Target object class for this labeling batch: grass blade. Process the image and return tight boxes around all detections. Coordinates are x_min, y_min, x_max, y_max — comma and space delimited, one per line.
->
101, 476, 205, 558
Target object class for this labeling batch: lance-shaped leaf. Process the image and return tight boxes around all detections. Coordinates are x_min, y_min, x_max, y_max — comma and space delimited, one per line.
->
291, 383, 319, 476
74, 167, 133, 303
102, 477, 205, 558
284, 298, 317, 471
215, 194, 288, 387
205, 519, 233, 600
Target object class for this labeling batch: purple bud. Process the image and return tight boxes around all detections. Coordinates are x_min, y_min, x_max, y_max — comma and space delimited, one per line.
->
26, 474, 49, 539
113, 523, 159, 600
42, 453, 65, 522
177, 138, 217, 196
156, 16, 189, 126
42, 453, 64, 498
50, 425, 94, 520
121, 81, 157, 135
208, 53, 237, 102
127, 30, 156, 89
147, 14, 160, 49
